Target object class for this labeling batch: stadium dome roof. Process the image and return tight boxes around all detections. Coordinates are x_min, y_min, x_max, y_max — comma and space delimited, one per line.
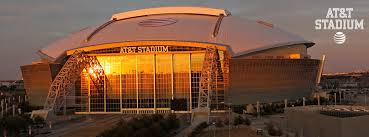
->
39, 6, 314, 61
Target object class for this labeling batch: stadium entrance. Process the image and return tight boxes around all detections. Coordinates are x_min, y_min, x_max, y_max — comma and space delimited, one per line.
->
64, 43, 229, 114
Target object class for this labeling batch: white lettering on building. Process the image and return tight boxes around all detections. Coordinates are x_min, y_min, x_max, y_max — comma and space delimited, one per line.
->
120, 46, 169, 54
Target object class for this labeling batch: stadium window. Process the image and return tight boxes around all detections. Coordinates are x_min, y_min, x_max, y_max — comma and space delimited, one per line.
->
265, 56, 274, 59
289, 54, 301, 59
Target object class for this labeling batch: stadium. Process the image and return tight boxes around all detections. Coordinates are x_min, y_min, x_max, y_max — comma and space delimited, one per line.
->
21, 7, 322, 115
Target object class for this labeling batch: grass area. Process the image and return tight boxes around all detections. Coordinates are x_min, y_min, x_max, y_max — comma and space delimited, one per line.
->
199, 127, 260, 137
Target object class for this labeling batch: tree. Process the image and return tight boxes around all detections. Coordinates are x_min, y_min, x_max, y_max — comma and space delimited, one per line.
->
243, 117, 251, 126
19, 102, 33, 113
134, 128, 153, 137
0, 117, 5, 136
3, 116, 30, 137
152, 114, 163, 122
215, 119, 224, 128
233, 116, 243, 127
131, 118, 146, 130
0, 85, 8, 91
189, 122, 208, 137
266, 122, 282, 136
121, 125, 135, 137
264, 104, 273, 115
223, 118, 230, 126
150, 123, 166, 137
9, 85, 16, 91
33, 116, 45, 127
98, 114, 180, 137
166, 114, 179, 130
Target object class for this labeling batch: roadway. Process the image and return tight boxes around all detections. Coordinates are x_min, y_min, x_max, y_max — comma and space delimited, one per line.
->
36, 115, 123, 137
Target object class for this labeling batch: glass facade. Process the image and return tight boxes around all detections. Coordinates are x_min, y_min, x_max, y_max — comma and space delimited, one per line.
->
76, 47, 226, 114
229, 59, 320, 104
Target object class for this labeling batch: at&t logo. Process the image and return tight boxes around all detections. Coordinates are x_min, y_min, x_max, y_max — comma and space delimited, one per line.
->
315, 8, 365, 45
334, 32, 346, 45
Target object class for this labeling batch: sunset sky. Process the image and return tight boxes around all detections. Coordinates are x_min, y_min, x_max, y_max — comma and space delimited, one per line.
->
0, 0, 368, 80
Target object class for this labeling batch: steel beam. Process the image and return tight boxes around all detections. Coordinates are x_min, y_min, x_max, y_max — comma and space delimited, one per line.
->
43, 50, 107, 114
197, 46, 226, 110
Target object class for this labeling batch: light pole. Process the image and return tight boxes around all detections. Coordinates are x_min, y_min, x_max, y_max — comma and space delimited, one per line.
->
28, 125, 32, 136
5, 102, 7, 115
364, 91, 367, 106
12, 104, 15, 116
213, 122, 216, 137
284, 99, 287, 109
257, 101, 260, 119
220, 101, 231, 137
279, 116, 283, 131
25, 93, 28, 102
334, 92, 337, 106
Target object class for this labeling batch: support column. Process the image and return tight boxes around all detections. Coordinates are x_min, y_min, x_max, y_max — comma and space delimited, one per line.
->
189, 54, 192, 112
136, 56, 139, 114
334, 92, 337, 106
256, 101, 260, 118
98, 58, 107, 113
317, 95, 320, 106
170, 54, 175, 113
303, 97, 306, 106
171, 54, 174, 100
315, 55, 326, 86
88, 78, 91, 113
18, 108, 21, 115
104, 69, 106, 113
120, 57, 123, 113
284, 99, 288, 109
64, 89, 67, 115
153, 55, 156, 114
365, 92, 367, 106
215, 60, 218, 110
12, 105, 15, 116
